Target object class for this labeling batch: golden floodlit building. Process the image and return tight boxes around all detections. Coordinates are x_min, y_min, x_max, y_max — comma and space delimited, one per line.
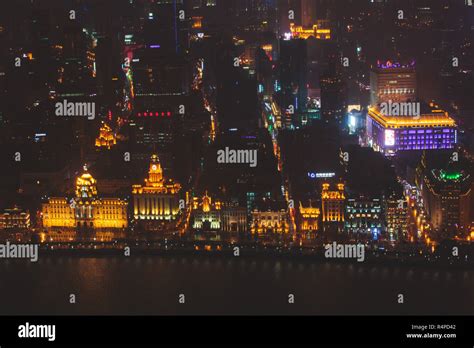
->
192, 192, 222, 230
298, 200, 320, 232
95, 122, 117, 149
132, 154, 182, 222
250, 200, 289, 235
321, 183, 345, 223
42, 166, 128, 230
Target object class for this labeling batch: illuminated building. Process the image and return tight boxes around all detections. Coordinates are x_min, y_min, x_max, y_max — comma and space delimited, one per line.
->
132, 154, 182, 223
367, 106, 457, 155
321, 183, 345, 222
320, 71, 345, 121
221, 202, 248, 233
128, 46, 189, 153
192, 16, 203, 29
42, 166, 128, 230
370, 61, 417, 106
192, 192, 222, 230
297, 201, 320, 232
250, 200, 289, 235
345, 198, 383, 239
301, 0, 316, 27
95, 122, 117, 149
0, 207, 31, 230
416, 152, 473, 237
385, 196, 408, 241
290, 23, 331, 40
279, 38, 307, 119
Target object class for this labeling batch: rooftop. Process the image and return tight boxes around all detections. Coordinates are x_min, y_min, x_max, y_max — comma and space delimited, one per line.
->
368, 107, 456, 129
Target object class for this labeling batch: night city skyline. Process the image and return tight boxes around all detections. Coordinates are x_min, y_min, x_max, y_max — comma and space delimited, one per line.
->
0, 0, 474, 345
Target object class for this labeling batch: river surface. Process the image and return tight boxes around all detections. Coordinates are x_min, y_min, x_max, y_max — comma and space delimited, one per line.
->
0, 255, 473, 315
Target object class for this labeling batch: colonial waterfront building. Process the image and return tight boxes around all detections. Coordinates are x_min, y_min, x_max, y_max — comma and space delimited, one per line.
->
42, 166, 128, 230
321, 183, 345, 223
250, 200, 289, 235
345, 197, 384, 238
132, 154, 182, 222
0, 207, 31, 230
221, 202, 248, 233
192, 192, 222, 230
297, 200, 320, 232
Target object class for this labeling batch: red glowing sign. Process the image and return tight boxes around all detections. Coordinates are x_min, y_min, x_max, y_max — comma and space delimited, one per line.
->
136, 111, 172, 118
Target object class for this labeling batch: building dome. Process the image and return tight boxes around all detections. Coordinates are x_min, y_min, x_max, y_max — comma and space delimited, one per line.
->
75, 165, 98, 198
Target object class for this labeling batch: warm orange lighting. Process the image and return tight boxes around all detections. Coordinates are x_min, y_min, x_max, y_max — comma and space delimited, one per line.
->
321, 183, 345, 222
132, 154, 182, 221
368, 107, 456, 129
290, 23, 331, 40
42, 167, 128, 230
95, 122, 117, 149
192, 16, 203, 29
76, 166, 98, 198
299, 201, 320, 231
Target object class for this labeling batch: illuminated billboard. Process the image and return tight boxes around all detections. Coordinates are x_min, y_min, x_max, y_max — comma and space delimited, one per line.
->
385, 129, 395, 146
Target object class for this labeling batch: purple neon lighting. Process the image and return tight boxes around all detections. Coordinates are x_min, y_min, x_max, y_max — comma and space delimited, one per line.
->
376, 60, 416, 69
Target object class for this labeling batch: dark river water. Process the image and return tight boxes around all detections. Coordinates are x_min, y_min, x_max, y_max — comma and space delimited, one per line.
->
0, 255, 473, 315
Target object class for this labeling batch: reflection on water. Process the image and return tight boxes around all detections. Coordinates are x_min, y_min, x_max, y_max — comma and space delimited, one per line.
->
0, 256, 473, 315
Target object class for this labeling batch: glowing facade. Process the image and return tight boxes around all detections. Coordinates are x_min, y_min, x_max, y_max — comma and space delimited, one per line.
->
298, 201, 320, 231
370, 63, 417, 105
345, 198, 383, 238
0, 207, 31, 229
95, 122, 117, 149
417, 153, 473, 236
221, 204, 247, 233
367, 107, 457, 155
385, 197, 408, 241
132, 154, 182, 221
250, 201, 289, 235
192, 192, 221, 230
42, 167, 128, 229
290, 23, 331, 40
321, 183, 345, 222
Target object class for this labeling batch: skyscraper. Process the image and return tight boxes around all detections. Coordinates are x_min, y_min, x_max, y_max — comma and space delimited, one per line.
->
370, 61, 417, 106
279, 38, 308, 119
301, 0, 316, 27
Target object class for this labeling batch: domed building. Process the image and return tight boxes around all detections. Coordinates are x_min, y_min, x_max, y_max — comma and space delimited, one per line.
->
41, 166, 128, 232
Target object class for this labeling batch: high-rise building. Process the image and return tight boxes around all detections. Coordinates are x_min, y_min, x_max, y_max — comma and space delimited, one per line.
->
95, 122, 117, 149
289, 22, 331, 40
301, 0, 316, 27
320, 70, 345, 121
416, 152, 473, 237
279, 38, 308, 120
385, 196, 408, 241
370, 61, 417, 106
